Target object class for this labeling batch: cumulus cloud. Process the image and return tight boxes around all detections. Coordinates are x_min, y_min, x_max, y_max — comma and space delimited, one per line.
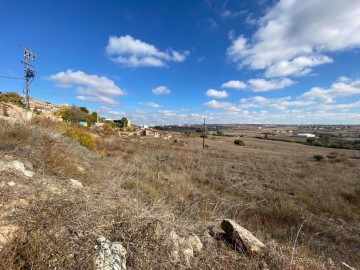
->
139, 102, 160, 108
221, 78, 294, 92
227, 0, 360, 77
204, 100, 232, 108
247, 78, 295, 92
206, 89, 229, 98
239, 96, 313, 111
300, 79, 360, 102
49, 70, 125, 105
152, 86, 171, 95
222, 80, 247, 89
106, 35, 190, 68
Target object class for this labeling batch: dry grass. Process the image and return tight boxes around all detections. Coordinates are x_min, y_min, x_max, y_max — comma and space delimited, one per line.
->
0, 119, 359, 269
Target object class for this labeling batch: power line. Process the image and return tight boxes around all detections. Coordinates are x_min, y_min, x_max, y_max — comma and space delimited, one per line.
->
0, 75, 23, 80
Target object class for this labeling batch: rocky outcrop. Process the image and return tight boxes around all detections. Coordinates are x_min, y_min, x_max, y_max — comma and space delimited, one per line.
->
95, 236, 127, 270
0, 160, 34, 178
169, 231, 203, 266
221, 219, 265, 256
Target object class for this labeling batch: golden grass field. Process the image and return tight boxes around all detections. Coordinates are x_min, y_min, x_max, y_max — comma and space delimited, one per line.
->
0, 119, 359, 269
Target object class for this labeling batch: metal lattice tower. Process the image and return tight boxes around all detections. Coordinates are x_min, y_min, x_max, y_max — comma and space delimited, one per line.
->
21, 45, 36, 110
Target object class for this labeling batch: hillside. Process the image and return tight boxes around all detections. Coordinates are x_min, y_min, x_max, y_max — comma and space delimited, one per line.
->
0, 118, 359, 269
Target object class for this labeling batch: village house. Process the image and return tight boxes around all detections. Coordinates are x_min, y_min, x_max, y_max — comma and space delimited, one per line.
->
137, 128, 160, 138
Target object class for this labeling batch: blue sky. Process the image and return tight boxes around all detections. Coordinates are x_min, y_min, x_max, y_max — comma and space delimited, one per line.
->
1, 0, 360, 125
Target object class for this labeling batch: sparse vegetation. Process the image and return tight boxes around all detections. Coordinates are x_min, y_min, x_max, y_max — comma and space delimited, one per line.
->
0, 91, 23, 106
0, 119, 359, 269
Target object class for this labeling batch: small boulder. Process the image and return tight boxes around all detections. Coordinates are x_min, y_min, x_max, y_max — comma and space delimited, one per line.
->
221, 219, 265, 256
68, 179, 84, 189
0, 160, 34, 178
7, 181, 16, 187
169, 231, 203, 266
95, 236, 127, 270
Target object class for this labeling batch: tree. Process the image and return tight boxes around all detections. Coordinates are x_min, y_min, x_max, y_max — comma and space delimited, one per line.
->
113, 117, 129, 128
89, 112, 98, 123
121, 117, 128, 128
55, 105, 89, 123
79, 106, 89, 114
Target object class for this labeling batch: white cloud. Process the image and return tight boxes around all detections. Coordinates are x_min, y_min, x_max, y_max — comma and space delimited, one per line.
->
49, 70, 125, 105
264, 55, 333, 78
317, 101, 360, 111
152, 86, 171, 95
206, 89, 229, 98
227, 0, 360, 77
77, 96, 118, 105
300, 79, 360, 102
221, 10, 245, 19
239, 96, 313, 111
247, 78, 295, 92
106, 35, 190, 68
222, 80, 247, 89
139, 102, 160, 108
204, 100, 232, 108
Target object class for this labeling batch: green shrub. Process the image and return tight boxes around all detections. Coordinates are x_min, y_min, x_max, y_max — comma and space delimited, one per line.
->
234, 139, 245, 146
0, 92, 23, 106
313, 154, 324, 161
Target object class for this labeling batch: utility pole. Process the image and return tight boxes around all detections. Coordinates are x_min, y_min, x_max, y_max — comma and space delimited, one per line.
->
21, 45, 36, 110
202, 116, 206, 149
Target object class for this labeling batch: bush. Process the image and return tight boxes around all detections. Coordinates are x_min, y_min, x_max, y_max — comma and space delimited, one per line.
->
0, 92, 23, 106
313, 154, 324, 161
234, 139, 245, 146
65, 126, 97, 150
326, 151, 347, 163
102, 123, 115, 134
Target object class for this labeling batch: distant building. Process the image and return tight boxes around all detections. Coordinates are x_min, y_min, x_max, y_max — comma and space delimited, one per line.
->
29, 98, 59, 112
292, 133, 316, 138
137, 128, 159, 137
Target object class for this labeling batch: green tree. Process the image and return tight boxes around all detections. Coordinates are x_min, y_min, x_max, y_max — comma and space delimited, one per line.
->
89, 112, 98, 123
55, 105, 89, 123
79, 106, 89, 114
121, 117, 128, 127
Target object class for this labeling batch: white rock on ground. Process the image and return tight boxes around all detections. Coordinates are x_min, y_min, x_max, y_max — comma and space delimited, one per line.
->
0, 160, 34, 178
7, 181, 16, 187
221, 219, 265, 256
95, 236, 127, 270
169, 231, 203, 266
0, 225, 19, 252
68, 179, 84, 189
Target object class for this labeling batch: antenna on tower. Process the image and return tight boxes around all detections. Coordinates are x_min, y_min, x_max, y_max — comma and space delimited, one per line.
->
20, 45, 36, 110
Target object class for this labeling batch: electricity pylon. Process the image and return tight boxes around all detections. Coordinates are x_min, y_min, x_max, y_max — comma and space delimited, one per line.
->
21, 45, 36, 110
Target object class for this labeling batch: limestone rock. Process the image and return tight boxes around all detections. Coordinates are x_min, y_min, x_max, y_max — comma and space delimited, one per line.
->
7, 181, 16, 187
221, 219, 265, 255
68, 179, 84, 189
169, 231, 203, 266
95, 236, 127, 270
0, 160, 34, 178
0, 225, 19, 252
